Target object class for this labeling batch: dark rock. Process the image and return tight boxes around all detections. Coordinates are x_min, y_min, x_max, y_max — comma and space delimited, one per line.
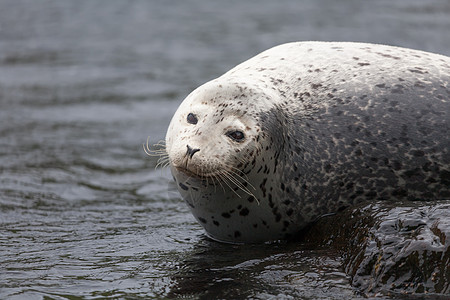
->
300, 201, 450, 297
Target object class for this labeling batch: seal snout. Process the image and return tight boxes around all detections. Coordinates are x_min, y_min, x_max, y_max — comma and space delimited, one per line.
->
186, 145, 200, 159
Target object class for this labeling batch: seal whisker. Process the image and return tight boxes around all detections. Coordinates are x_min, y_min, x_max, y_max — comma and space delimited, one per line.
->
227, 166, 256, 191
143, 137, 171, 172
210, 169, 219, 193
221, 171, 260, 205
144, 137, 158, 156
217, 172, 243, 199
143, 137, 168, 159
237, 153, 252, 165
222, 170, 258, 201
154, 139, 166, 147
143, 142, 153, 157
211, 172, 225, 193
203, 166, 211, 189
156, 157, 170, 169
187, 183, 197, 207
211, 175, 225, 192
217, 176, 226, 193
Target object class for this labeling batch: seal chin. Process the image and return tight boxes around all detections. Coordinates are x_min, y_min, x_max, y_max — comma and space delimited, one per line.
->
174, 166, 202, 179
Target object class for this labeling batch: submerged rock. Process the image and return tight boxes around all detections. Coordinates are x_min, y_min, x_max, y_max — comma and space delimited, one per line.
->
301, 201, 450, 296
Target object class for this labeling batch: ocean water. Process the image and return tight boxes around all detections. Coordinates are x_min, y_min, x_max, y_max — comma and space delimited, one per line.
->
1, 0, 449, 298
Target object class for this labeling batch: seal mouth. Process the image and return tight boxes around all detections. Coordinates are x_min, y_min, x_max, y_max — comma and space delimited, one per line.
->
174, 166, 217, 180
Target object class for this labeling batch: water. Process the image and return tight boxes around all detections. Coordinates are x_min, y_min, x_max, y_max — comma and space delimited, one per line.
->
0, 0, 449, 298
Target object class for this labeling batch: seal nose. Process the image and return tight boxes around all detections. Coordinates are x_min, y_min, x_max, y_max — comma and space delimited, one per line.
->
186, 145, 200, 159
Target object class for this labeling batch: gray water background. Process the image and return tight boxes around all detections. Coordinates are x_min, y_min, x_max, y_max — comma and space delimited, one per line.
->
1, 0, 449, 299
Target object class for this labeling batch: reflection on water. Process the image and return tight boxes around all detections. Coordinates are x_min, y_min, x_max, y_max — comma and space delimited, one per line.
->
169, 240, 356, 299
0, 0, 449, 298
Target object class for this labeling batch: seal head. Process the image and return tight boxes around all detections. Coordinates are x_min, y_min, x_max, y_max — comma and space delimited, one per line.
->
166, 79, 297, 243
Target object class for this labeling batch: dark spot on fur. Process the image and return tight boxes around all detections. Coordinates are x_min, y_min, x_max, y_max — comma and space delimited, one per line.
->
409, 68, 424, 74
179, 182, 189, 191
275, 214, 282, 222
239, 207, 250, 216
221, 212, 231, 218
260, 178, 268, 197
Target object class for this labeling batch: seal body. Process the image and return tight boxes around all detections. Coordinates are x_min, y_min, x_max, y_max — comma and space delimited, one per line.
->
165, 42, 450, 243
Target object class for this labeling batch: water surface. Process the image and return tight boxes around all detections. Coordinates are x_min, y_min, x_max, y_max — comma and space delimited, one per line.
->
1, 0, 449, 298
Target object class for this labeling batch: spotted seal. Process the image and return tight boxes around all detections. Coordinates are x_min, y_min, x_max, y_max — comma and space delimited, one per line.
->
164, 42, 450, 243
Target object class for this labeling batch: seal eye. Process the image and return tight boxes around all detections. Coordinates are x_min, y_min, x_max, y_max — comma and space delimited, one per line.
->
226, 130, 245, 142
187, 113, 198, 125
